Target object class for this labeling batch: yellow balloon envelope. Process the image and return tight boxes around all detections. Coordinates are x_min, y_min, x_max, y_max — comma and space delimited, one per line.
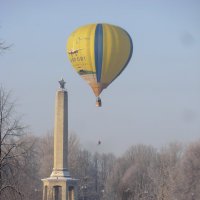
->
67, 23, 133, 106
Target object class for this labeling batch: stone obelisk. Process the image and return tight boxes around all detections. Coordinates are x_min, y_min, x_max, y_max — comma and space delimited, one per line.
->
42, 79, 78, 200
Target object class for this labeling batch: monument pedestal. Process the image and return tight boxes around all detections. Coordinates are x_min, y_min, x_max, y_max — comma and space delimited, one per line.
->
42, 80, 78, 200
42, 177, 78, 200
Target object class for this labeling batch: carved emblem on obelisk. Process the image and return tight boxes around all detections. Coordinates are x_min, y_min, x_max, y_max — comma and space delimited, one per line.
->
59, 78, 66, 90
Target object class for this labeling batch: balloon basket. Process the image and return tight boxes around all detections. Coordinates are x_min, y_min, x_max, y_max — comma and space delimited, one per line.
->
96, 97, 102, 107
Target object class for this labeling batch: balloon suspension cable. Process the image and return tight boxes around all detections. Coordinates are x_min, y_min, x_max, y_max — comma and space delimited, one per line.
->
96, 97, 102, 107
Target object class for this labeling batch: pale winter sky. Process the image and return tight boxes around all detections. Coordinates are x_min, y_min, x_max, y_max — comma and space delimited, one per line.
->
0, 0, 200, 155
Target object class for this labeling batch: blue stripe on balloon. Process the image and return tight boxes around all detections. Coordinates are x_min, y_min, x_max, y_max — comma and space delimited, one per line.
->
95, 24, 103, 82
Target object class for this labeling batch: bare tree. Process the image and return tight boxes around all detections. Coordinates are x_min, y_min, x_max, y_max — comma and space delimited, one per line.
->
38, 132, 54, 179
0, 34, 11, 54
0, 86, 26, 199
174, 140, 200, 200
93, 152, 116, 200
150, 142, 183, 200
68, 132, 81, 177
103, 144, 157, 200
0, 41, 10, 52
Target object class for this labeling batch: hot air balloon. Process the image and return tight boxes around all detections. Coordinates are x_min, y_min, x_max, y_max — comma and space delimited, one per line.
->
67, 23, 133, 107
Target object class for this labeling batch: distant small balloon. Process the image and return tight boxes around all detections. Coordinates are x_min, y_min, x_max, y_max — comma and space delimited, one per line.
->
67, 23, 133, 106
